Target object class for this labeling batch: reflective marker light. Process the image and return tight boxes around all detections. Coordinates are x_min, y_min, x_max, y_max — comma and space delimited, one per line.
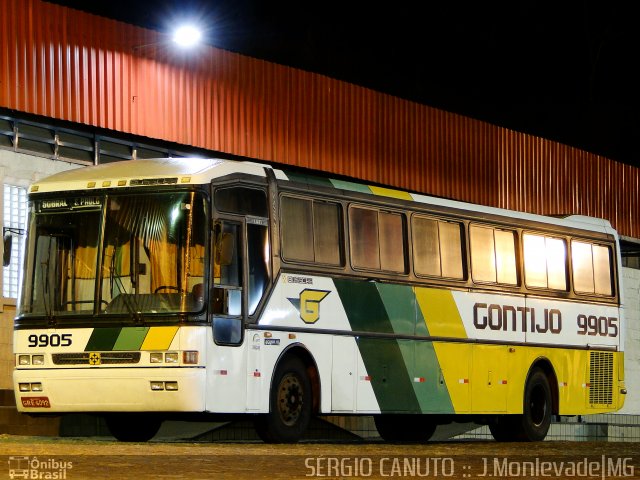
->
183, 351, 198, 364
165, 353, 179, 364
30, 383, 43, 392
150, 353, 163, 364
32, 355, 45, 366
19, 383, 31, 392
18, 355, 30, 366
150, 381, 164, 391
165, 382, 179, 391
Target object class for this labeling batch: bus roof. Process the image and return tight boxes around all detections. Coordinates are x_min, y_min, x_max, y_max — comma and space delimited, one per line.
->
30, 157, 616, 237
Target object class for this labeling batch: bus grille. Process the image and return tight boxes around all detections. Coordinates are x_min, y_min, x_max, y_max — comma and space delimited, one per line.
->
52, 352, 141, 365
589, 351, 613, 405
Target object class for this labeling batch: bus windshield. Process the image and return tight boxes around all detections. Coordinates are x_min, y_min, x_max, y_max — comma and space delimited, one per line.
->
19, 191, 207, 319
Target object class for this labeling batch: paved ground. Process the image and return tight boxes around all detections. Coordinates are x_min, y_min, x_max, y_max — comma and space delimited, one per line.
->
0, 436, 638, 479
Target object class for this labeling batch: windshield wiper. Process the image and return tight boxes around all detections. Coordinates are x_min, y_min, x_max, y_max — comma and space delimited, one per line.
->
40, 236, 56, 327
109, 243, 144, 324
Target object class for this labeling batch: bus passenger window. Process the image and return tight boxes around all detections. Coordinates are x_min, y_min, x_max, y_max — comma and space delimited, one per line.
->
280, 196, 342, 265
470, 225, 517, 285
350, 208, 379, 270
313, 202, 341, 265
523, 234, 567, 290
495, 230, 517, 285
572, 241, 613, 296
379, 212, 406, 273
350, 207, 406, 274
281, 197, 314, 262
470, 225, 496, 283
412, 216, 464, 279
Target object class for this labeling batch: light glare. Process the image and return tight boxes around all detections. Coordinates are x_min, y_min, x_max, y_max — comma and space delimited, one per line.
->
173, 25, 202, 48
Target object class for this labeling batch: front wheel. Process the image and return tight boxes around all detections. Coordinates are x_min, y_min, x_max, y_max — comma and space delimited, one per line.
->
254, 356, 312, 443
106, 414, 162, 442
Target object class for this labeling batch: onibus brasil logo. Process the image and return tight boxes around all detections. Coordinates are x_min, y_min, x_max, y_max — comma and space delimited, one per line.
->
288, 289, 330, 324
8, 456, 73, 479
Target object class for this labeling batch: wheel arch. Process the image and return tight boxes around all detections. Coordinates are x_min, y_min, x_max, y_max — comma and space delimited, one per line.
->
272, 343, 321, 414
526, 357, 559, 415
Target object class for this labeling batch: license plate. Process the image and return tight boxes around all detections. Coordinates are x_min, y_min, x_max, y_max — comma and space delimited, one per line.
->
21, 396, 51, 408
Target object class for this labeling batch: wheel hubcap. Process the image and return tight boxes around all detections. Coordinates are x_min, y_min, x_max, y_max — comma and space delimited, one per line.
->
277, 373, 303, 426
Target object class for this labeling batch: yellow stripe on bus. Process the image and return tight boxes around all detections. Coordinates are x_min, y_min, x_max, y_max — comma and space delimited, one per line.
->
140, 326, 179, 350
369, 186, 413, 201
415, 287, 466, 339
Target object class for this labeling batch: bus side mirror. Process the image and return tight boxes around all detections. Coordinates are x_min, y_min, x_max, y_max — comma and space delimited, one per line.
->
3, 234, 12, 267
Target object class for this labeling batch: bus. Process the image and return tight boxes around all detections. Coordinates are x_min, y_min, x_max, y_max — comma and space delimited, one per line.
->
12, 157, 626, 442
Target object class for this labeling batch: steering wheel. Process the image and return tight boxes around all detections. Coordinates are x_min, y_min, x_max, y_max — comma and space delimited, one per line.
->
154, 285, 183, 293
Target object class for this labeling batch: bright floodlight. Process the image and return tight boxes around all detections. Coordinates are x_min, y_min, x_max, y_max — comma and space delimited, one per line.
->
173, 25, 202, 48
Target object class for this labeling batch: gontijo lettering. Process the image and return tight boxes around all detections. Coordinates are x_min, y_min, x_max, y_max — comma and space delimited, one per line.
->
473, 303, 562, 334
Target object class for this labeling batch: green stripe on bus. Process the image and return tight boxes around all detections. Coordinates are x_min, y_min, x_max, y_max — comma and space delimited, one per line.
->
85, 327, 122, 351
285, 171, 334, 189
334, 279, 420, 413
376, 283, 415, 336
329, 179, 372, 194
376, 283, 454, 413
113, 327, 150, 351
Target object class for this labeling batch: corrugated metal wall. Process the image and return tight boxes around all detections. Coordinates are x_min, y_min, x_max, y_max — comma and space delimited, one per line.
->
1, 0, 638, 238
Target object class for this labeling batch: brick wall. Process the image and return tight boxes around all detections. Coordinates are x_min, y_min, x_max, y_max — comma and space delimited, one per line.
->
619, 267, 640, 414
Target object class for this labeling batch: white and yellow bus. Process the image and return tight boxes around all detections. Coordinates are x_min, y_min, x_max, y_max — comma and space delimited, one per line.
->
13, 158, 626, 442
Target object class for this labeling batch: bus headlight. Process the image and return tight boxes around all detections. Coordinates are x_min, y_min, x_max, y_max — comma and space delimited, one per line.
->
165, 382, 178, 391
164, 353, 179, 364
32, 355, 45, 366
18, 355, 30, 366
150, 381, 164, 391
19, 383, 31, 392
150, 353, 163, 364
30, 383, 43, 392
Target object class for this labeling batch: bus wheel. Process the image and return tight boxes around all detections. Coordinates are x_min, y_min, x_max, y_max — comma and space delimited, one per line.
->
254, 356, 312, 443
520, 368, 552, 441
490, 368, 552, 442
374, 414, 436, 442
106, 414, 162, 442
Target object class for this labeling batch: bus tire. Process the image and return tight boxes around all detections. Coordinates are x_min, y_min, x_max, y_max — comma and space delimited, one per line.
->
254, 356, 312, 443
520, 368, 552, 441
105, 413, 162, 442
374, 414, 436, 442
490, 368, 552, 442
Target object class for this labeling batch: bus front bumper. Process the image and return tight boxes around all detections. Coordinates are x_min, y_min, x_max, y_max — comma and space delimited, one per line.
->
14, 367, 206, 413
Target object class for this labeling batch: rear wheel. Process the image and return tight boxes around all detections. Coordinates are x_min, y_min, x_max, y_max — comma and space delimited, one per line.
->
374, 414, 436, 442
254, 356, 312, 443
489, 368, 552, 442
521, 368, 552, 441
106, 414, 162, 442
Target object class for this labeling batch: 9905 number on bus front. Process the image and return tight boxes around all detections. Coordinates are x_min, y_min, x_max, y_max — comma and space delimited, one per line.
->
28, 333, 72, 347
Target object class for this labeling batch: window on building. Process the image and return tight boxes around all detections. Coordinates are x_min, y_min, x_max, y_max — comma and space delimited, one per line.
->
572, 241, 613, 296
523, 234, 567, 290
281, 196, 342, 266
349, 206, 406, 273
3, 184, 27, 299
412, 216, 464, 279
470, 225, 518, 285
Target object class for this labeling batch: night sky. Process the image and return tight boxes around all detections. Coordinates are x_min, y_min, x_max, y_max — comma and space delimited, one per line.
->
47, 1, 640, 168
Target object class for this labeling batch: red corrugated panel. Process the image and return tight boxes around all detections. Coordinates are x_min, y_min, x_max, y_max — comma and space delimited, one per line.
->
0, 0, 639, 238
